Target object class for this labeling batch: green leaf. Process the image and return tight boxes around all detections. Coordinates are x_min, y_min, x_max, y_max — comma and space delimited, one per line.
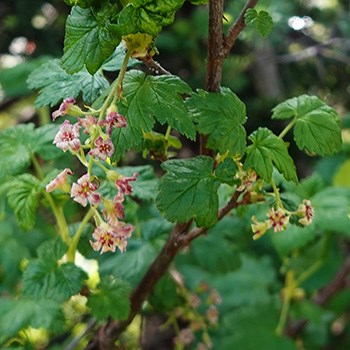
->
102, 43, 140, 71
312, 187, 350, 235
27, 59, 109, 107
244, 127, 297, 182
0, 124, 34, 178
62, 6, 121, 74
272, 95, 342, 156
23, 239, 87, 302
186, 88, 247, 156
112, 70, 194, 160
215, 158, 238, 186
118, 0, 185, 37
214, 303, 295, 350
156, 156, 220, 227
0, 298, 63, 342
87, 278, 131, 321
245, 9, 273, 38
6, 174, 42, 230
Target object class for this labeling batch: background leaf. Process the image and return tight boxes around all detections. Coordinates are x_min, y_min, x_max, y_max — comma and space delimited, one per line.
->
156, 156, 220, 227
87, 278, 131, 321
6, 174, 42, 230
186, 87, 247, 156
27, 59, 109, 108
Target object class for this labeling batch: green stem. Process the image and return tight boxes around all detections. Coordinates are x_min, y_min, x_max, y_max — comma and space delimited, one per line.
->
67, 208, 95, 262
98, 50, 132, 122
32, 155, 71, 244
164, 126, 172, 141
276, 270, 295, 336
278, 117, 297, 139
270, 178, 283, 208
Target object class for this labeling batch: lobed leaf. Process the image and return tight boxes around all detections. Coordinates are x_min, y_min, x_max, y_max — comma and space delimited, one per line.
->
156, 156, 220, 227
87, 278, 131, 321
112, 70, 195, 160
62, 6, 121, 74
245, 9, 273, 38
272, 95, 342, 156
186, 87, 247, 156
6, 174, 42, 230
244, 127, 297, 182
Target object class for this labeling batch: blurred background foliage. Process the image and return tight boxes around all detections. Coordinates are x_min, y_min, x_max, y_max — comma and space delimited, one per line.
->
1, 0, 350, 349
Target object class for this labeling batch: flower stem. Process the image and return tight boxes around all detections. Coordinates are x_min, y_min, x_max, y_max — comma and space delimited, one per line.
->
31, 155, 71, 244
278, 117, 297, 139
270, 178, 283, 208
67, 208, 95, 262
98, 49, 132, 122
276, 270, 295, 336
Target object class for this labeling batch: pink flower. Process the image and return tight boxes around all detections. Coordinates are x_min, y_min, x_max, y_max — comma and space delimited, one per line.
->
297, 199, 314, 226
102, 196, 125, 224
88, 136, 115, 161
52, 97, 77, 121
175, 328, 195, 346
53, 120, 81, 152
90, 221, 134, 254
116, 172, 138, 197
78, 115, 98, 135
70, 174, 101, 207
267, 207, 289, 233
46, 168, 73, 193
100, 111, 127, 135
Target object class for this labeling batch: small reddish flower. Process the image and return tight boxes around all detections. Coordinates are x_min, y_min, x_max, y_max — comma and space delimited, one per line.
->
297, 199, 314, 226
237, 169, 258, 192
53, 120, 81, 152
70, 174, 100, 207
46, 168, 73, 193
88, 136, 115, 161
90, 221, 134, 254
116, 172, 138, 197
175, 328, 195, 346
52, 97, 82, 121
78, 115, 98, 135
267, 207, 289, 233
100, 111, 127, 135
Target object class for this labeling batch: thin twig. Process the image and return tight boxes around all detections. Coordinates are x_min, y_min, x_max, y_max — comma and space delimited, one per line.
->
140, 57, 171, 75
222, 0, 259, 59
65, 318, 96, 350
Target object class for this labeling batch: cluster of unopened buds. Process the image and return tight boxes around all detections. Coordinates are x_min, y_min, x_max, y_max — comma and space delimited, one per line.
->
171, 279, 221, 350
251, 199, 315, 240
46, 97, 138, 254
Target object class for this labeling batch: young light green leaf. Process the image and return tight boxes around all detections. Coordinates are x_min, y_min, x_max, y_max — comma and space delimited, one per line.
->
244, 128, 297, 182
6, 174, 42, 230
156, 156, 220, 227
186, 88, 247, 156
272, 95, 342, 156
112, 70, 195, 160
27, 59, 109, 108
87, 278, 131, 321
245, 9, 273, 38
62, 6, 121, 74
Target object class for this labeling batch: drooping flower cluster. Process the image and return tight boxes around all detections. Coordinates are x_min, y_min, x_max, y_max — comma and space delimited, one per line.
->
251, 200, 315, 240
48, 97, 137, 254
170, 272, 221, 350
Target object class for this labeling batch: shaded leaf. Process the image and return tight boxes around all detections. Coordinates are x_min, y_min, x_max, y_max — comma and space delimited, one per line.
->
244, 127, 297, 182
156, 156, 220, 227
186, 88, 247, 156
